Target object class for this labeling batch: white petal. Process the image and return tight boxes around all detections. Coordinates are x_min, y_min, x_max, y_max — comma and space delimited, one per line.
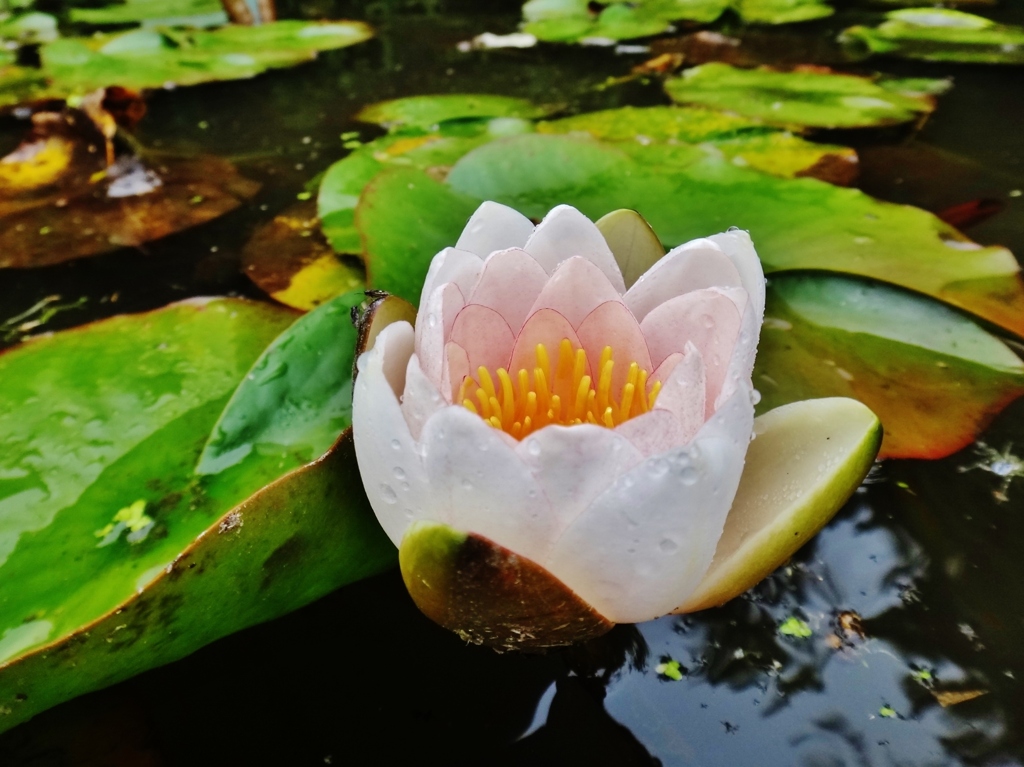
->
524, 205, 626, 293
415, 282, 465, 392
469, 247, 549, 334
624, 239, 742, 322
717, 295, 761, 410
353, 322, 437, 547
400, 354, 446, 441
516, 424, 645, 536
527, 256, 624, 329
417, 247, 482, 311
545, 381, 755, 624
455, 201, 536, 258
420, 406, 554, 566
707, 229, 765, 323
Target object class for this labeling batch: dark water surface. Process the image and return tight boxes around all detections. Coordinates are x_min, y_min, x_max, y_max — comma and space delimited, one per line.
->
1, 1, 1023, 764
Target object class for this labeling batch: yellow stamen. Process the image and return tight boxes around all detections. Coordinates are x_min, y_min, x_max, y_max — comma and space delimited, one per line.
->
460, 339, 662, 440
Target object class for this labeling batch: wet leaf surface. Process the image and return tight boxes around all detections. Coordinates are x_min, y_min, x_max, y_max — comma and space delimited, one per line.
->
0, 295, 394, 731
241, 199, 364, 311
664, 63, 943, 129
754, 273, 1024, 458
0, 20, 373, 107
69, 0, 227, 27
842, 8, 1024, 64
356, 93, 553, 128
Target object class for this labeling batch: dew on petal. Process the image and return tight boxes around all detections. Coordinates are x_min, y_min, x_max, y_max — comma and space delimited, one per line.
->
379, 483, 398, 504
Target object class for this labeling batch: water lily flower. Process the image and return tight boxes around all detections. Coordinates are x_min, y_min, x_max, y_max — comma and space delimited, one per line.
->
352, 202, 879, 648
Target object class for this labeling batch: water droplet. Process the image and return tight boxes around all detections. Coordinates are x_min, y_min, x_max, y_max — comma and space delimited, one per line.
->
702, 314, 715, 329
403, 508, 414, 520
750, 388, 762, 406
660, 538, 678, 553
680, 466, 699, 486
526, 438, 541, 457
461, 478, 473, 490
393, 467, 406, 480
379, 484, 397, 504
390, 439, 401, 450
647, 458, 668, 479
401, 482, 410, 491
427, 313, 438, 328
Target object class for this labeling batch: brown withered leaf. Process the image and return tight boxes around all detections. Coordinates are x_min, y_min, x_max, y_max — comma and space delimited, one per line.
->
241, 199, 364, 311
931, 689, 988, 708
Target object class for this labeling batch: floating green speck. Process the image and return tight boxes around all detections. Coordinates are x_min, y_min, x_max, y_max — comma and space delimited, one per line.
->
779, 616, 813, 638
655, 659, 684, 681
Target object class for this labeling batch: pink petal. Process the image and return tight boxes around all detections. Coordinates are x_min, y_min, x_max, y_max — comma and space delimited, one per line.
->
415, 282, 465, 392
613, 408, 691, 457
527, 256, 624, 329
417, 247, 482, 310
468, 248, 549, 334
624, 240, 742, 322
640, 289, 741, 417
455, 201, 536, 258
524, 205, 626, 293
653, 344, 706, 443
575, 300, 652, 394
507, 308, 587, 378
449, 304, 516, 378
441, 341, 470, 403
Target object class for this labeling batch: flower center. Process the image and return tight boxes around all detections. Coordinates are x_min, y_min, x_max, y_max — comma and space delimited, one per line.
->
459, 338, 662, 440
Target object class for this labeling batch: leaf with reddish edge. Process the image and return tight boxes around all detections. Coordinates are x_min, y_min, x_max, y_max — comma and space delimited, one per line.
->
399, 521, 613, 651
755, 274, 1024, 460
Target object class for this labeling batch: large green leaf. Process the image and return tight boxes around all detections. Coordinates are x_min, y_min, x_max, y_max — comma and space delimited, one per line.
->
664, 63, 942, 129
841, 8, 1024, 65
754, 274, 1024, 459
69, 0, 226, 27
0, 297, 394, 732
538, 105, 858, 182
0, 20, 373, 107
434, 133, 1024, 336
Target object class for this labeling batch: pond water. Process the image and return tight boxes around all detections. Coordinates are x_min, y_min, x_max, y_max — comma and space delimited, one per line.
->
1, 1, 1023, 764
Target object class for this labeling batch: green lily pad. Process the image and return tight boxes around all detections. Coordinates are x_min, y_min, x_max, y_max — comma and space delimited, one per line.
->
0, 297, 394, 732
840, 8, 1024, 64
520, 0, 832, 43
0, 20, 373, 107
69, 0, 227, 27
0, 12, 57, 45
429, 133, 1024, 336
318, 120, 534, 255
754, 273, 1024, 459
538, 105, 859, 182
356, 94, 553, 129
664, 63, 942, 129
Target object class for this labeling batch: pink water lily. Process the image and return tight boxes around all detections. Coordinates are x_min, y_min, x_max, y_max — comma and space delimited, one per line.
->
353, 202, 765, 625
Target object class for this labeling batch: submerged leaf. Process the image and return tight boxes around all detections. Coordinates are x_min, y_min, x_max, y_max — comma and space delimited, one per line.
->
242, 200, 364, 311
665, 63, 942, 129
755, 274, 1024, 459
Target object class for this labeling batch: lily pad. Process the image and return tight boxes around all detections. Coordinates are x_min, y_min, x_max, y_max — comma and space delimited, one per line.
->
356, 94, 552, 129
69, 0, 226, 27
242, 200, 364, 311
427, 133, 1024, 337
319, 118, 533, 255
841, 8, 1024, 65
754, 273, 1024, 459
520, 0, 833, 43
0, 295, 395, 732
538, 105, 858, 182
0, 20, 373, 107
664, 63, 942, 129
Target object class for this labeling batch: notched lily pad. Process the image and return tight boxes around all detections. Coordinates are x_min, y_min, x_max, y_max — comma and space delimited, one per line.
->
665, 63, 942, 129
841, 8, 1024, 64
242, 199, 364, 311
754, 273, 1024, 459
399, 521, 614, 650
